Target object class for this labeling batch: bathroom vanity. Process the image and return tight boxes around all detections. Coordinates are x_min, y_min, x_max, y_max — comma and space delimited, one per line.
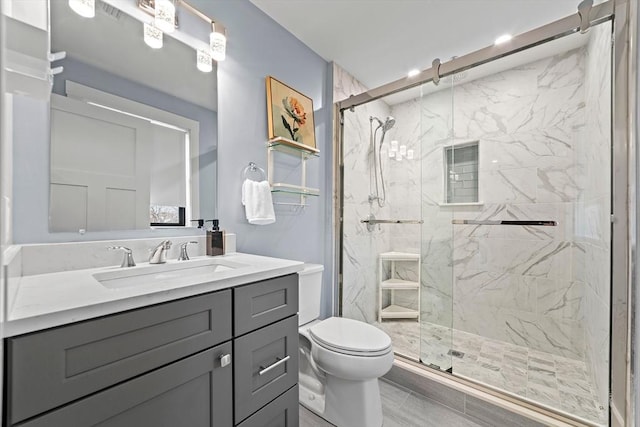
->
2, 251, 302, 427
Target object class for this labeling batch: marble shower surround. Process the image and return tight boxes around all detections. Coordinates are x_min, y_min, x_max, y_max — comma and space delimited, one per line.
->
334, 64, 393, 324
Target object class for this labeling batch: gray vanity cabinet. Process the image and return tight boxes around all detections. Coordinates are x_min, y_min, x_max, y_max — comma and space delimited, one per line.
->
4, 273, 300, 427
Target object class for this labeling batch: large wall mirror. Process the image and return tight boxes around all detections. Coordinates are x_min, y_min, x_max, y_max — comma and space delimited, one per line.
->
48, 0, 217, 233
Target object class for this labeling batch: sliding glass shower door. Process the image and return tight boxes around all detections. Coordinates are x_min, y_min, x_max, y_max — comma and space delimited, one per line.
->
339, 75, 453, 365
338, 13, 613, 426
419, 23, 612, 426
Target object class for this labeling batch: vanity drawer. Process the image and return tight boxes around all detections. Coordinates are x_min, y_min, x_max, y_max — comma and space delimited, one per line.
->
7, 290, 232, 424
17, 343, 233, 427
234, 315, 299, 423
236, 385, 299, 427
234, 273, 298, 335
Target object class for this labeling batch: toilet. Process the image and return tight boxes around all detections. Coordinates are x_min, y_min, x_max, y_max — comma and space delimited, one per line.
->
298, 264, 394, 427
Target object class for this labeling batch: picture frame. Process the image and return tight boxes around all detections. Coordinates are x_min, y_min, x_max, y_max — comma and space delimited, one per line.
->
266, 76, 317, 151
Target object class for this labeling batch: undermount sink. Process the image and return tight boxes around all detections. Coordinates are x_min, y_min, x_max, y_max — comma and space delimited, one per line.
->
93, 258, 247, 289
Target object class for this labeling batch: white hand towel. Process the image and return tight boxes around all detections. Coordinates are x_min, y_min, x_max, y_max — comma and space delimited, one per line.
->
241, 179, 276, 225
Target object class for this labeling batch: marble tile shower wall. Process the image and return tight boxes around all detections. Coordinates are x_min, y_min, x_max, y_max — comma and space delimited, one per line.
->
578, 22, 611, 409
335, 64, 393, 324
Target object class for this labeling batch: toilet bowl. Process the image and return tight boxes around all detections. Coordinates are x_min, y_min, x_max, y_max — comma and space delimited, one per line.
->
298, 265, 394, 427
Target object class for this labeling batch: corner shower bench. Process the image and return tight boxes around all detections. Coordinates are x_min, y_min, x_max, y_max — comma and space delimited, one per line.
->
378, 251, 421, 322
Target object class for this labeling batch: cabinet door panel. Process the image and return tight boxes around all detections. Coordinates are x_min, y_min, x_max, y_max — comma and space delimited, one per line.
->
235, 315, 299, 423
235, 274, 298, 335
8, 290, 232, 424
237, 385, 299, 427
17, 344, 233, 427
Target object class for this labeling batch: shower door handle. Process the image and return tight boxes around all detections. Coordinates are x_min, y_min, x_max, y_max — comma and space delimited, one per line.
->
360, 219, 424, 224
451, 219, 557, 226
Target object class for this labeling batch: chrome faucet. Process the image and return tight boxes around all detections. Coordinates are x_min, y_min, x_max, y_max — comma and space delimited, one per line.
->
178, 241, 198, 261
108, 246, 136, 267
149, 240, 172, 264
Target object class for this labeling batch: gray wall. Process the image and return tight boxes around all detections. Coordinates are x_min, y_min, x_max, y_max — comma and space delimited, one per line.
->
191, 1, 333, 316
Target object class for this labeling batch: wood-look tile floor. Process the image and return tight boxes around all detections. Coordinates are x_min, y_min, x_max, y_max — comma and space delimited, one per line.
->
299, 379, 484, 427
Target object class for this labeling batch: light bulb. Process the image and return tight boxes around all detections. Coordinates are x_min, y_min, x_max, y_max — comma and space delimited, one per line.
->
390, 140, 398, 152
389, 148, 395, 158
210, 30, 226, 62
144, 23, 163, 49
155, 0, 175, 33
196, 49, 213, 73
399, 145, 407, 156
68, 0, 95, 18
407, 149, 414, 160
494, 34, 512, 45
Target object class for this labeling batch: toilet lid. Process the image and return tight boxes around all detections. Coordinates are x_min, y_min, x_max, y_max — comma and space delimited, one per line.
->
309, 317, 392, 356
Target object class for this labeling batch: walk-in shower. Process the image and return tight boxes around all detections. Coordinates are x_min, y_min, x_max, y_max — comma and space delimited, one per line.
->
335, 1, 634, 426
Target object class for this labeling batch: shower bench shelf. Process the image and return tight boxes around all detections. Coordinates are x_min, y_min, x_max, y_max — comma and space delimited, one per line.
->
378, 252, 421, 322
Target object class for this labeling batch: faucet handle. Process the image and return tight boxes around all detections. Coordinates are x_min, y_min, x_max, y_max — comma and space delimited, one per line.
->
178, 241, 198, 261
108, 246, 136, 268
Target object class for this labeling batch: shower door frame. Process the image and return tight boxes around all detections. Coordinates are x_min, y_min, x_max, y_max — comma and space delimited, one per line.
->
333, 0, 637, 425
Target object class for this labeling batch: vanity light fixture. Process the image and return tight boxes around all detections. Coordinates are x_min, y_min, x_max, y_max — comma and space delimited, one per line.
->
210, 22, 226, 62
143, 23, 163, 49
137, 0, 227, 69
154, 0, 176, 33
196, 49, 213, 72
68, 0, 95, 18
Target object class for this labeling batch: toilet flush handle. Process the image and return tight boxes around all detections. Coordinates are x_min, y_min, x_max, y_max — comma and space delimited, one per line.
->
259, 355, 291, 375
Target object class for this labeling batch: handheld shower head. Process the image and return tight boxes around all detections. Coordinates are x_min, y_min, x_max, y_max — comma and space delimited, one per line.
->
382, 116, 396, 132
371, 116, 396, 132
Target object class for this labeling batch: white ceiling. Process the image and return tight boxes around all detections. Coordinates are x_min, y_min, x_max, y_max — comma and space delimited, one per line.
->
249, 0, 583, 92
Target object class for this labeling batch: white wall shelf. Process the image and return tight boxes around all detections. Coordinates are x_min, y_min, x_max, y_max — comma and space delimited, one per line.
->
267, 137, 319, 206
378, 251, 421, 322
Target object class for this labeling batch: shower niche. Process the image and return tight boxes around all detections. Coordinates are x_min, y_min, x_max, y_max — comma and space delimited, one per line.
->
443, 141, 480, 205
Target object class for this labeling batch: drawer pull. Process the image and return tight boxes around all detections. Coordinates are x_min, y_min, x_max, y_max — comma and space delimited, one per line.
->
259, 355, 291, 376
219, 353, 232, 368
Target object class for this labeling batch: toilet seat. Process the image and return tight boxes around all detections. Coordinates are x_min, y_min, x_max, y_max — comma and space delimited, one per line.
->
309, 317, 392, 357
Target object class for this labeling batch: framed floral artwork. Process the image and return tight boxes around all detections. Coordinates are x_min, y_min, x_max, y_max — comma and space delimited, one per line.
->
266, 76, 317, 150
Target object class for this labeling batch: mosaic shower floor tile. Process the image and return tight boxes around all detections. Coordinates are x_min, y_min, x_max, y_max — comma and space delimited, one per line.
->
375, 319, 607, 426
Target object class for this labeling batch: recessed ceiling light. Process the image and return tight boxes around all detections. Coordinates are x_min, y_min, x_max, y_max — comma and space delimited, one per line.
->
407, 69, 420, 78
494, 34, 513, 45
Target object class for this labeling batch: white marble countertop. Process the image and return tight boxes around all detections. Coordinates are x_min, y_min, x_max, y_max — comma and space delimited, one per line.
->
5, 252, 304, 337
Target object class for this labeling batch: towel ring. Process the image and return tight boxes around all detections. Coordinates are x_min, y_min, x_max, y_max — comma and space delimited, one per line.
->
243, 162, 267, 181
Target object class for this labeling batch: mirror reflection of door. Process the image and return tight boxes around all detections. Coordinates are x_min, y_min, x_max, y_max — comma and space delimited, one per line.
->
49, 92, 193, 232
50, 95, 153, 232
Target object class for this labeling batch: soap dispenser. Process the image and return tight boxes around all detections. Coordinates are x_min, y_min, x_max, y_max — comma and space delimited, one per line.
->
206, 219, 225, 256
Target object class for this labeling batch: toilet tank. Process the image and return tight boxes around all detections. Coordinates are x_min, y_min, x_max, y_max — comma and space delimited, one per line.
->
298, 264, 324, 326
